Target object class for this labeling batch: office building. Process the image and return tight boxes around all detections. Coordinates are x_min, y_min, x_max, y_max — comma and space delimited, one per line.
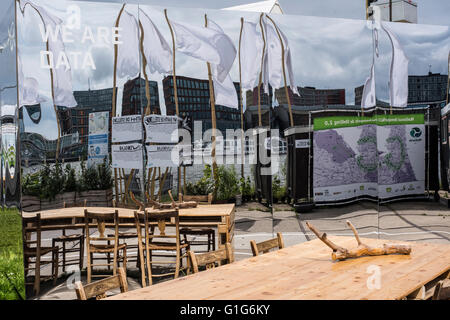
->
275, 86, 345, 106
162, 75, 242, 134
122, 77, 160, 115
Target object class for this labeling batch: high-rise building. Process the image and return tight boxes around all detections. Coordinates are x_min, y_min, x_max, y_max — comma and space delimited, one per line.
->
246, 85, 273, 108
355, 72, 448, 107
162, 75, 242, 134
122, 77, 160, 115
408, 72, 448, 104
56, 87, 116, 160
275, 86, 345, 106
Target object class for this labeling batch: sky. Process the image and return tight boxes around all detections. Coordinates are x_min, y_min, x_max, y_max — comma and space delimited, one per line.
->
1, 0, 449, 140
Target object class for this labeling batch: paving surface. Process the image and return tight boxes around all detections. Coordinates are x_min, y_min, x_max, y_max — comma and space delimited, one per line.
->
29, 200, 450, 299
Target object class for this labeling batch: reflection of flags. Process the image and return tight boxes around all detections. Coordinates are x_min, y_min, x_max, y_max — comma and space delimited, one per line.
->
18, 55, 46, 106
116, 9, 140, 79
240, 21, 264, 91
264, 16, 298, 96
362, 64, 376, 109
171, 19, 236, 83
139, 8, 172, 74
20, 1, 77, 107
382, 22, 409, 108
206, 18, 238, 109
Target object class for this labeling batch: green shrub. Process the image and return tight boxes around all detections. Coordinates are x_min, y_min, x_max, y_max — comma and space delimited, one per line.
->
186, 165, 214, 196
64, 164, 78, 192
97, 158, 113, 190
216, 166, 240, 201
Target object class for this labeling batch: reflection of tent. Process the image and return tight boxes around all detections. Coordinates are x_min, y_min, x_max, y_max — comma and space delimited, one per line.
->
222, 0, 284, 14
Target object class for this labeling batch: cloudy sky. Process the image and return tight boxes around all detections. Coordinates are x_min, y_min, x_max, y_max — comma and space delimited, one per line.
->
2, 0, 449, 139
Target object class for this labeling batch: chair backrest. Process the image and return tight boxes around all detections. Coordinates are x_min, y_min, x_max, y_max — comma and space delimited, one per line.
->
188, 243, 233, 273
432, 279, 450, 300
75, 267, 128, 300
84, 209, 119, 242
22, 214, 42, 250
250, 232, 284, 256
63, 199, 87, 208
146, 209, 179, 239
180, 193, 213, 204
128, 191, 144, 211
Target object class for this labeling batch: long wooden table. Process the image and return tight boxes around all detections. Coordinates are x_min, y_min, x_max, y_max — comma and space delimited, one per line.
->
22, 204, 235, 248
106, 236, 450, 300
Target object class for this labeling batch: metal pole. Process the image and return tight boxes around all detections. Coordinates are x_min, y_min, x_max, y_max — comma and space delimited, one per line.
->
238, 18, 245, 179
257, 13, 266, 128
389, 0, 392, 22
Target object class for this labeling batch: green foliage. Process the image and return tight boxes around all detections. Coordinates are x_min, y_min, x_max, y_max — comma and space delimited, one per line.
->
97, 158, 113, 190
21, 172, 40, 197
185, 165, 214, 196
64, 164, 77, 193
272, 174, 286, 200
240, 176, 253, 197
215, 166, 240, 201
0, 208, 25, 300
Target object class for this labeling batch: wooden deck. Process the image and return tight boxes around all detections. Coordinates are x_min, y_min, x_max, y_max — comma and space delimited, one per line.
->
106, 236, 450, 300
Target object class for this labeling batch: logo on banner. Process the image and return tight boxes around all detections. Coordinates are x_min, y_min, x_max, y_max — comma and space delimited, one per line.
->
410, 127, 422, 138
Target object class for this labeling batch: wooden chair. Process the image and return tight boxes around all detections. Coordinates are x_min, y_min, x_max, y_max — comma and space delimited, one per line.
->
75, 267, 128, 300
432, 279, 450, 300
250, 232, 284, 256
134, 208, 189, 286
179, 193, 216, 253
84, 209, 127, 283
108, 195, 143, 269
51, 200, 86, 273
188, 242, 233, 274
22, 213, 59, 296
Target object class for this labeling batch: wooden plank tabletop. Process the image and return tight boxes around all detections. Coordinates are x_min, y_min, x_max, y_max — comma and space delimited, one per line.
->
21, 204, 235, 220
106, 236, 450, 300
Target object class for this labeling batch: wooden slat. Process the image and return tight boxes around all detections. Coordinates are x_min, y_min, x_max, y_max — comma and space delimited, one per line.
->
105, 237, 450, 300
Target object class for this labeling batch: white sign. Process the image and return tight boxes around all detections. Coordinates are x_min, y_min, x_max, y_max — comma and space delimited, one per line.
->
296, 139, 310, 149
88, 111, 109, 135
112, 115, 142, 143
144, 115, 178, 143
112, 143, 143, 169
146, 145, 180, 168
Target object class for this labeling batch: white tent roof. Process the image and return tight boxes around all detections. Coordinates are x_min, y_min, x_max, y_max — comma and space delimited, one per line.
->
222, 0, 284, 14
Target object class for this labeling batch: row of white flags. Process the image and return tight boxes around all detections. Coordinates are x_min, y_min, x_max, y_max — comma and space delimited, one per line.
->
18, 1, 77, 108
17, 1, 409, 111
361, 21, 409, 109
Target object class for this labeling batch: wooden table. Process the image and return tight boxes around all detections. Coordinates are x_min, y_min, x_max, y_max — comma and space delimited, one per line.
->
22, 204, 235, 248
106, 236, 450, 300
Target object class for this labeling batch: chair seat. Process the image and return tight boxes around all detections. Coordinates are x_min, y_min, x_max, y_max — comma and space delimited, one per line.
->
89, 243, 127, 253
147, 241, 189, 251
54, 234, 83, 241
180, 228, 214, 235
24, 246, 58, 257
107, 232, 138, 239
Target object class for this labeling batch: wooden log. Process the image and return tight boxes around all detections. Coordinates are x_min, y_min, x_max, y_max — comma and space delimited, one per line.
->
306, 220, 412, 261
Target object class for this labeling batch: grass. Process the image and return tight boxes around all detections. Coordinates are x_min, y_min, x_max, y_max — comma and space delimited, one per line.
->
0, 208, 25, 300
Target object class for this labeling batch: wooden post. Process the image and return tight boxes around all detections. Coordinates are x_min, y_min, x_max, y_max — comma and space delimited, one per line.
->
139, 21, 152, 116
238, 18, 245, 179
257, 13, 267, 128
446, 51, 449, 106
112, 4, 126, 204
265, 15, 293, 127
205, 14, 219, 192
164, 9, 182, 197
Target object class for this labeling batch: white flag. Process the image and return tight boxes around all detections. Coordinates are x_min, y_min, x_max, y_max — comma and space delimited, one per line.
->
361, 64, 376, 109
171, 19, 236, 83
264, 16, 299, 96
116, 9, 140, 79
207, 18, 238, 109
382, 22, 409, 108
139, 8, 172, 74
20, 1, 77, 107
18, 54, 46, 106
240, 21, 264, 91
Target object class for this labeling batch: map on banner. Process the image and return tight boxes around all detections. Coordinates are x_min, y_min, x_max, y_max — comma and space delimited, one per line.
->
88, 112, 109, 167
313, 114, 425, 202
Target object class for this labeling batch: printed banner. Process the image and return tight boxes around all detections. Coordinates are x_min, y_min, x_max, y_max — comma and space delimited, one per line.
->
88, 111, 109, 167
146, 145, 180, 168
112, 143, 143, 169
144, 115, 178, 143
313, 114, 425, 202
112, 115, 143, 143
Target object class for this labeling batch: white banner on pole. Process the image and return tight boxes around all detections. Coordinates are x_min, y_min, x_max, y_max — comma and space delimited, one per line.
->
112, 115, 142, 143
144, 115, 178, 143
112, 143, 143, 169
146, 145, 180, 168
